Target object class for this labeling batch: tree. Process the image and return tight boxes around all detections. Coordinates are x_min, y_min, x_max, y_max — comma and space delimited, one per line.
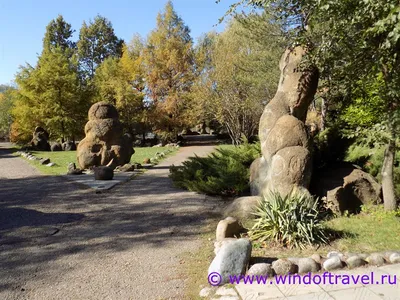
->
142, 1, 195, 142
191, 13, 283, 145
77, 15, 123, 80
13, 47, 86, 142
236, 0, 400, 209
43, 14, 75, 53
94, 37, 147, 137
0, 86, 16, 140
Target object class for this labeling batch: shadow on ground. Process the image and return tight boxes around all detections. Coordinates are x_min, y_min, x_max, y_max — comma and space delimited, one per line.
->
0, 169, 221, 293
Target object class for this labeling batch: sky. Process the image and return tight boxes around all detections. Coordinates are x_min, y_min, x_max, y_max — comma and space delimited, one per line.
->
0, 0, 238, 85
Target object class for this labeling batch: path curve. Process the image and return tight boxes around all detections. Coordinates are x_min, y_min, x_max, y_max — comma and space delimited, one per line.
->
0, 143, 219, 300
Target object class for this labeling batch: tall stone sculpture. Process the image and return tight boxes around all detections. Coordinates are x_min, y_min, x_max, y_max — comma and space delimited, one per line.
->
251, 46, 319, 197
77, 101, 134, 169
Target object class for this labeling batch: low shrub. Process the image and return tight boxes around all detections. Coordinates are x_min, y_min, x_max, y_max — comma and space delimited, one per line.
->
169, 142, 260, 196
248, 190, 329, 249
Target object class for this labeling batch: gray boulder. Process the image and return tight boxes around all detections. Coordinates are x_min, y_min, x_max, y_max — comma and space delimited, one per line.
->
51, 142, 62, 152
289, 257, 320, 274
272, 259, 297, 275
346, 256, 367, 269
366, 253, 385, 266
247, 263, 274, 277
323, 256, 343, 271
389, 253, 400, 264
62, 141, 77, 151
223, 196, 261, 224
208, 238, 252, 285
311, 162, 382, 214
216, 217, 244, 241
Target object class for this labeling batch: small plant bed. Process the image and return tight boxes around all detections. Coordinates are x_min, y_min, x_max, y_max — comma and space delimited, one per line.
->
249, 203, 400, 259
169, 143, 261, 196
17, 146, 178, 176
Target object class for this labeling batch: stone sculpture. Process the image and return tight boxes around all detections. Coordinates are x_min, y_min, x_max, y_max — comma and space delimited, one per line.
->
30, 126, 51, 151
77, 101, 135, 169
252, 46, 319, 196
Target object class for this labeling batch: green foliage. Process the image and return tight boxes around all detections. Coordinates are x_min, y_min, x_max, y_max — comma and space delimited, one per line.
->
191, 12, 283, 145
249, 190, 329, 249
345, 143, 400, 197
77, 15, 123, 79
360, 204, 400, 219
169, 143, 260, 196
43, 14, 75, 53
13, 46, 87, 142
0, 86, 16, 139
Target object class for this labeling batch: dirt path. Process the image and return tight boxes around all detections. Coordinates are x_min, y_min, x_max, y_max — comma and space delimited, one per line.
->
0, 144, 219, 300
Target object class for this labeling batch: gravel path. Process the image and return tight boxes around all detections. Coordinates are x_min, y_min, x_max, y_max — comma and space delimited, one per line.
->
0, 143, 220, 300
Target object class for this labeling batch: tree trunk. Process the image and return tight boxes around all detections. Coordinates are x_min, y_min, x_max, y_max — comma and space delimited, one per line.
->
381, 139, 397, 211
321, 97, 327, 131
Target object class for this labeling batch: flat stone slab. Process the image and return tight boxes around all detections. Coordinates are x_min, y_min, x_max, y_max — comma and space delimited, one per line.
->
64, 170, 142, 191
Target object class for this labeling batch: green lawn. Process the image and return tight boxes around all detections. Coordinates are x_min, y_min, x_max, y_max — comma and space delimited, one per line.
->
21, 146, 178, 175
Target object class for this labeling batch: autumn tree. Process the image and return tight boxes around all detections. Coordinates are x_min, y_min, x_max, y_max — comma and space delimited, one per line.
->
12, 16, 87, 143
0, 85, 16, 140
94, 35, 148, 137
191, 13, 284, 145
142, 1, 196, 142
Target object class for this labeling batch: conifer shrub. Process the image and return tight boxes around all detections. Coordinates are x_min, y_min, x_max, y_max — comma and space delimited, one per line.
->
169, 143, 260, 196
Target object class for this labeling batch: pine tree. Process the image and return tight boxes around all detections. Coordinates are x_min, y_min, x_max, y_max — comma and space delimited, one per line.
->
77, 15, 123, 80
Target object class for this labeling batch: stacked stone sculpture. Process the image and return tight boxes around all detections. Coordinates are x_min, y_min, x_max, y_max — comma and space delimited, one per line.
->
251, 46, 319, 196
30, 126, 51, 151
77, 101, 134, 169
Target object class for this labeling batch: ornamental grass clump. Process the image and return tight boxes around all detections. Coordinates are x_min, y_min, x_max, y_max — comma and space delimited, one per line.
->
249, 190, 329, 249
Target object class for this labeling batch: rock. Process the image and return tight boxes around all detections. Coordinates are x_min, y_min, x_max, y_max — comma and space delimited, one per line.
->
272, 259, 297, 275
208, 238, 252, 285
133, 163, 142, 169
323, 256, 343, 271
39, 158, 50, 165
311, 162, 382, 214
216, 217, 244, 241
366, 253, 386, 266
257, 46, 318, 197
215, 286, 237, 297
389, 253, 400, 264
199, 287, 215, 298
311, 254, 322, 264
118, 163, 135, 172
212, 296, 239, 300
380, 250, 400, 261
214, 238, 237, 255
143, 158, 151, 164
30, 126, 50, 151
249, 157, 269, 196
327, 251, 344, 260
94, 166, 114, 180
46, 163, 56, 167
346, 256, 367, 269
77, 102, 134, 169
223, 196, 261, 224
62, 141, 77, 151
51, 142, 62, 151
67, 162, 83, 175
247, 263, 274, 277
296, 258, 321, 274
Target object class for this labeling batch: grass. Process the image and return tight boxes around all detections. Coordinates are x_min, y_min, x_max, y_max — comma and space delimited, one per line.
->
249, 206, 400, 259
19, 146, 178, 175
